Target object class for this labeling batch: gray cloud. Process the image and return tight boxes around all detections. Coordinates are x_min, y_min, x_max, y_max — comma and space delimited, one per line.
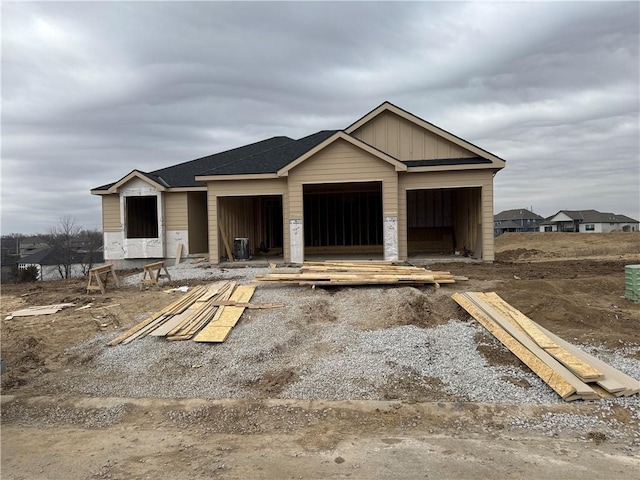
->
2, 1, 638, 234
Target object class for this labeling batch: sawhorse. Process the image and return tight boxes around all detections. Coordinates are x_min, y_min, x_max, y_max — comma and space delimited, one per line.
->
87, 264, 120, 294
140, 261, 172, 289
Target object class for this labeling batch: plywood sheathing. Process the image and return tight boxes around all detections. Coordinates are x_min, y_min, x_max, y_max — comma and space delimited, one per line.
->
453, 291, 639, 401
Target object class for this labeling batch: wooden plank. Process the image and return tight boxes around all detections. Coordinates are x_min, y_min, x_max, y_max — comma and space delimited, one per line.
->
193, 285, 256, 342
107, 286, 206, 346
149, 310, 193, 336
218, 210, 234, 261
175, 243, 183, 266
209, 301, 284, 309
460, 292, 599, 400
536, 324, 640, 395
478, 292, 604, 382
453, 293, 591, 400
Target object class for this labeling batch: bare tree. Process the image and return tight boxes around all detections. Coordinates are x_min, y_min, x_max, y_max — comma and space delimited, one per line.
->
44, 215, 82, 279
78, 228, 103, 275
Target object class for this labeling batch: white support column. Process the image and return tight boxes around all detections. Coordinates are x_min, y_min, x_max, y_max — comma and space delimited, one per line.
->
289, 219, 304, 264
384, 216, 398, 261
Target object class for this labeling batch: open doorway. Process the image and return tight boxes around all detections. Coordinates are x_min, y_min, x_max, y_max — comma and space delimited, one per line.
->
303, 181, 383, 258
217, 195, 283, 261
406, 187, 481, 257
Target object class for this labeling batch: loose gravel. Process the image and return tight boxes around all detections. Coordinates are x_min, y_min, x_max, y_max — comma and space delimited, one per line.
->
11, 261, 640, 437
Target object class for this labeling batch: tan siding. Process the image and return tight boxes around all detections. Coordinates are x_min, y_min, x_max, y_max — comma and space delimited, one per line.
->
287, 139, 398, 220
164, 193, 188, 230
353, 111, 476, 161
102, 195, 121, 232
398, 170, 494, 260
205, 179, 288, 264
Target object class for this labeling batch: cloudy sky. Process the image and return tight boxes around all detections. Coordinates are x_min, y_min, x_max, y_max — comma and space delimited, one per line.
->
2, 1, 639, 235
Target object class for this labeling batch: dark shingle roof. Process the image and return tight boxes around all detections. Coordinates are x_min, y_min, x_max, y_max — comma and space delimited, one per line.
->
198, 130, 339, 176
495, 220, 521, 229
403, 157, 492, 168
554, 210, 639, 223
494, 209, 544, 221
92, 136, 295, 190
19, 247, 103, 266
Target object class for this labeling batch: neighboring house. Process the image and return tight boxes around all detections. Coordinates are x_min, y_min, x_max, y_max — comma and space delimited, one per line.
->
19, 236, 49, 257
91, 102, 506, 266
539, 210, 639, 233
494, 208, 544, 235
18, 247, 104, 281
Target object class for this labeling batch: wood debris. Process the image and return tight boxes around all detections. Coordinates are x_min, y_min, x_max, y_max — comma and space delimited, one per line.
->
253, 261, 457, 287
453, 292, 640, 401
6, 303, 75, 319
107, 281, 276, 346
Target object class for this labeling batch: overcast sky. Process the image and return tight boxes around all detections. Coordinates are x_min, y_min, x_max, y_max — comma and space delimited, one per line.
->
2, 1, 639, 235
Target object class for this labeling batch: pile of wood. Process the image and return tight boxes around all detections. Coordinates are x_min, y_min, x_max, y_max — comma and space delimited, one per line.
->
107, 281, 277, 345
453, 292, 640, 401
254, 261, 460, 287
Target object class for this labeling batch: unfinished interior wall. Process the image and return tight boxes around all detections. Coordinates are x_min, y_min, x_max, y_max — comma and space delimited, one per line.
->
302, 182, 383, 255
216, 196, 283, 259
187, 192, 208, 254
399, 170, 494, 260
206, 178, 288, 263
287, 139, 398, 261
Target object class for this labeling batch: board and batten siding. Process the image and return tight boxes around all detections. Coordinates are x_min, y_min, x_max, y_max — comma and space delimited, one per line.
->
352, 110, 475, 161
206, 178, 288, 264
102, 195, 121, 232
398, 170, 495, 261
287, 139, 398, 221
164, 193, 188, 230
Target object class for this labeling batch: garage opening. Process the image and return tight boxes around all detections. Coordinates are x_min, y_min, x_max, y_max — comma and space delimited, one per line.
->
406, 187, 481, 257
217, 196, 283, 261
303, 181, 383, 257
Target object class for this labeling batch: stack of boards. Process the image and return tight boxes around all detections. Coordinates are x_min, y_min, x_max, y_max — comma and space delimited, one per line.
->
453, 291, 640, 401
107, 281, 259, 345
254, 261, 460, 287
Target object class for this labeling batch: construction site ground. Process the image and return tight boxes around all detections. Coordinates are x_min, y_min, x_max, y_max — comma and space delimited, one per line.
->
2, 232, 640, 479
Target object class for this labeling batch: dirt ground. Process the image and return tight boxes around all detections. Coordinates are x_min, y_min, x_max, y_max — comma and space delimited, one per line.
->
2, 232, 640, 479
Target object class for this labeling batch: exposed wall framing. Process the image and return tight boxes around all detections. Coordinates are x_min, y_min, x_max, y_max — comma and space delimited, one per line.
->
217, 195, 283, 258
303, 182, 383, 253
406, 187, 481, 255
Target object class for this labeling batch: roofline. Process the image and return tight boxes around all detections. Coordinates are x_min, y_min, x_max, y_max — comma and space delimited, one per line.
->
92, 185, 207, 195
406, 165, 503, 174
106, 170, 168, 194
276, 131, 407, 177
195, 173, 280, 182
345, 101, 506, 167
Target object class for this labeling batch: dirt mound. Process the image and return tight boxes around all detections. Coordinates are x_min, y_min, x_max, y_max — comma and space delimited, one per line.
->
495, 232, 640, 262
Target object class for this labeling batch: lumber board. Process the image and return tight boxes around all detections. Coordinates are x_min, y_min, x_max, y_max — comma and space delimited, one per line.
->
478, 292, 604, 382
106, 286, 206, 346
462, 293, 600, 400
9, 303, 75, 317
149, 310, 193, 336
537, 324, 640, 395
175, 243, 183, 266
452, 293, 578, 400
209, 301, 284, 309
193, 285, 255, 342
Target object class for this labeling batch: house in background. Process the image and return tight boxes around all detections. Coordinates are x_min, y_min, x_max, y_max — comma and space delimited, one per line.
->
18, 236, 49, 257
92, 102, 506, 266
494, 208, 544, 236
18, 247, 104, 281
539, 210, 639, 233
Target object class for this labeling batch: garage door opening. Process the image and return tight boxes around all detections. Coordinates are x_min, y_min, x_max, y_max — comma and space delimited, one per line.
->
406, 187, 481, 258
217, 196, 283, 261
303, 182, 383, 257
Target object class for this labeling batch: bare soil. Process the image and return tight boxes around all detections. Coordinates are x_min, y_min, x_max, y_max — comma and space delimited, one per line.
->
2, 233, 640, 479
